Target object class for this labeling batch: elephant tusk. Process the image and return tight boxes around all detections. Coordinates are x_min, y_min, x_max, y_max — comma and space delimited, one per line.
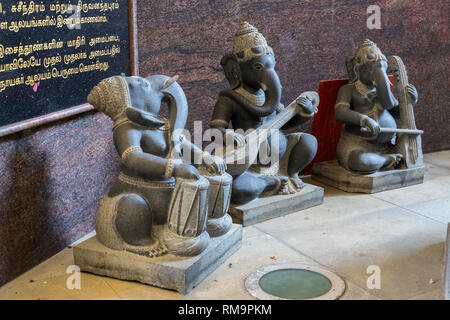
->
259, 82, 268, 91
163, 75, 179, 89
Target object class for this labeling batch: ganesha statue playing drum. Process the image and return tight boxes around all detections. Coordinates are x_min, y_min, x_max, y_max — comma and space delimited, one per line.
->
86, 74, 234, 257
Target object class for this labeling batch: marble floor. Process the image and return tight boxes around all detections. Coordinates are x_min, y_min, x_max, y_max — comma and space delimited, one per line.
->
1, 150, 449, 300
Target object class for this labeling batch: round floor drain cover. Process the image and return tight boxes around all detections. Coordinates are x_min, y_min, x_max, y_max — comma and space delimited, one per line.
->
246, 263, 345, 300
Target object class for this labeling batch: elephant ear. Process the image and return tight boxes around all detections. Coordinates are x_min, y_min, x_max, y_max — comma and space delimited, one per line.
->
220, 53, 241, 89
345, 56, 358, 83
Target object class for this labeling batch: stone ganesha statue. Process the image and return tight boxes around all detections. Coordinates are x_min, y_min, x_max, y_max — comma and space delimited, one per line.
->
87, 74, 233, 257
210, 22, 319, 205
335, 39, 422, 174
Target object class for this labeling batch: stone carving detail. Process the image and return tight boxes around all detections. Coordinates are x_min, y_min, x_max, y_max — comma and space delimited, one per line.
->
88, 74, 233, 258
167, 177, 209, 238
335, 39, 422, 173
210, 22, 320, 205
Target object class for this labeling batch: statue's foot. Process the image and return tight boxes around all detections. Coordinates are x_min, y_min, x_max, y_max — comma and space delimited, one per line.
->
382, 153, 403, 170
290, 176, 306, 191
124, 242, 168, 258
260, 175, 284, 197
278, 176, 291, 195
277, 176, 306, 195
153, 226, 210, 257
207, 214, 233, 237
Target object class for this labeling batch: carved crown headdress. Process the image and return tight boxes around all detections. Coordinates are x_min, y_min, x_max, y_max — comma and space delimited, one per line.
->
232, 22, 273, 62
354, 39, 386, 66
87, 76, 130, 121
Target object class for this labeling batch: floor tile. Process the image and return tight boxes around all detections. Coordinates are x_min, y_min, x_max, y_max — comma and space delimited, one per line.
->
408, 289, 443, 300
372, 163, 450, 210
184, 233, 320, 300
104, 277, 181, 300
403, 196, 450, 224
424, 151, 450, 170
339, 281, 380, 300
0, 247, 180, 300
256, 202, 447, 299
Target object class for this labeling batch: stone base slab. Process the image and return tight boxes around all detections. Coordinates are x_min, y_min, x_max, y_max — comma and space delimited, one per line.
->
73, 224, 242, 294
228, 183, 324, 226
312, 160, 425, 194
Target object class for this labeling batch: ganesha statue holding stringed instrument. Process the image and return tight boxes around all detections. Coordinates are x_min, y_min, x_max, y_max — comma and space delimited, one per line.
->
312, 39, 424, 194
210, 22, 323, 209
334, 39, 422, 173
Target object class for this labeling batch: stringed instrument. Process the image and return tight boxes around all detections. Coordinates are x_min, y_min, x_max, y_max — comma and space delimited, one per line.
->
387, 55, 423, 168
215, 91, 319, 177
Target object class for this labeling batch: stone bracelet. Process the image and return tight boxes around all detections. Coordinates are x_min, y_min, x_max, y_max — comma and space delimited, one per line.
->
334, 102, 350, 109
121, 146, 142, 163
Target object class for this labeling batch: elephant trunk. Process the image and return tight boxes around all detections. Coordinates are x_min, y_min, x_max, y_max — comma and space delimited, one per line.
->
255, 70, 282, 116
373, 67, 398, 110
220, 70, 282, 118
161, 79, 188, 145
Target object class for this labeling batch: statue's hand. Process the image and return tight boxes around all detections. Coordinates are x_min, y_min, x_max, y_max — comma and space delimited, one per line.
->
173, 163, 200, 180
203, 154, 227, 175
225, 131, 246, 147
366, 91, 377, 103
407, 84, 418, 104
360, 116, 380, 137
297, 96, 314, 117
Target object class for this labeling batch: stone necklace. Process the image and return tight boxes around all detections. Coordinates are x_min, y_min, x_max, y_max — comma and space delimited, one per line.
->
235, 86, 265, 107
354, 80, 380, 120
354, 80, 376, 97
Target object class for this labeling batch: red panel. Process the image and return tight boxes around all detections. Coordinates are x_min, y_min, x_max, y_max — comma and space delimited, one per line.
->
304, 76, 395, 174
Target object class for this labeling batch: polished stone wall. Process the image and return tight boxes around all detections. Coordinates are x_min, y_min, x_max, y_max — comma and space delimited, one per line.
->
138, 0, 449, 151
0, 113, 120, 286
0, 0, 448, 286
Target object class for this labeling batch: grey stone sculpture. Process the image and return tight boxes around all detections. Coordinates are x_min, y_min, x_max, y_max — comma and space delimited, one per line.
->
73, 74, 242, 294
312, 39, 424, 193
86, 75, 233, 257
210, 22, 322, 207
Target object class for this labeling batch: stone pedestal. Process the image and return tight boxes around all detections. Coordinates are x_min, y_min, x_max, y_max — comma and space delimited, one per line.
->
73, 224, 242, 294
228, 184, 324, 226
312, 160, 425, 194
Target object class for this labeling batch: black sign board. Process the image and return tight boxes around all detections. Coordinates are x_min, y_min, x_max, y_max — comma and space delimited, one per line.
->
0, 0, 138, 136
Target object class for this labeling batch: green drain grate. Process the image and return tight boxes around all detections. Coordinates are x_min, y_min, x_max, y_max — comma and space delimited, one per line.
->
246, 263, 346, 300
259, 269, 332, 300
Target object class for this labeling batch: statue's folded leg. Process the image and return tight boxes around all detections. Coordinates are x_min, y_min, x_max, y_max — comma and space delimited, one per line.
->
230, 172, 279, 205
348, 150, 403, 173
338, 130, 402, 173
284, 133, 318, 189
95, 192, 166, 257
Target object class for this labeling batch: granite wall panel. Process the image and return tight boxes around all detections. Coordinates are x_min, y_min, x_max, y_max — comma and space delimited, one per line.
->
0, 0, 448, 286
137, 0, 449, 152
0, 113, 119, 286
